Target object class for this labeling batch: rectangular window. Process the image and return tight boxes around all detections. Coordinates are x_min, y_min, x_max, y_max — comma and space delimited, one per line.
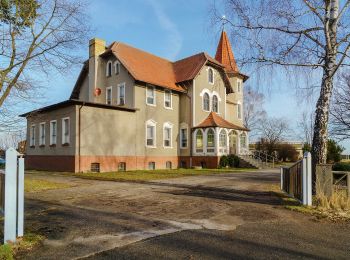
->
118, 83, 125, 105
164, 127, 171, 147
146, 125, 155, 147
62, 117, 70, 145
30, 125, 35, 147
148, 162, 155, 170
91, 163, 100, 173
164, 90, 172, 108
115, 62, 120, 75
237, 81, 241, 93
146, 86, 155, 105
50, 120, 57, 145
39, 123, 46, 146
238, 104, 242, 119
118, 162, 126, 171
180, 128, 187, 148
106, 87, 112, 105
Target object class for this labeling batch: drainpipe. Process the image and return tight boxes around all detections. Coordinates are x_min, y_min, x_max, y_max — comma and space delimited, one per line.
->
78, 103, 84, 173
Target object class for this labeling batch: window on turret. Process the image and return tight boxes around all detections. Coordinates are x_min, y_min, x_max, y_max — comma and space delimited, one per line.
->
206, 129, 215, 153
212, 95, 218, 113
237, 103, 242, 119
208, 68, 214, 84
203, 93, 210, 111
237, 81, 241, 93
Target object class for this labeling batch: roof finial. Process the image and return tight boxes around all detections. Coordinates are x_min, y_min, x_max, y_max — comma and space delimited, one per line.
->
221, 15, 226, 30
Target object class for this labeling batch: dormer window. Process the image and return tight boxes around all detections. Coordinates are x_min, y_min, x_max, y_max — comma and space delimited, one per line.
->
208, 68, 214, 84
106, 60, 112, 77
114, 61, 120, 75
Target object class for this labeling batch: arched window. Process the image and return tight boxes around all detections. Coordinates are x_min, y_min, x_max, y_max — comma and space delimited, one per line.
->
240, 133, 247, 149
203, 93, 210, 111
106, 61, 112, 77
212, 95, 218, 113
219, 129, 227, 147
196, 130, 203, 153
208, 68, 214, 84
206, 129, 215, 153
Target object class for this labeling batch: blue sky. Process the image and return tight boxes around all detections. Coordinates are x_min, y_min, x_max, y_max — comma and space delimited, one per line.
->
20, 0, 349, 152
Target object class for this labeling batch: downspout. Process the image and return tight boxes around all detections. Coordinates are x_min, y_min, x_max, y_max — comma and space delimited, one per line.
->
78, 103, 84, 173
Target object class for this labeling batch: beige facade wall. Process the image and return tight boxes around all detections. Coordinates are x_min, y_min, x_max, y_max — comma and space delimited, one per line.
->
193, 65, 227, 126
25, 106, 78, 156
179, 90, 192, 157
79, 106, 137, 156
134, 84, 180, 157
226, 76, 244, 126
78, 75, 89, 101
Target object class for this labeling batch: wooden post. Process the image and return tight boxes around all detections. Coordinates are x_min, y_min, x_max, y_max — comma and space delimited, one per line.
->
4, 148, 17, 243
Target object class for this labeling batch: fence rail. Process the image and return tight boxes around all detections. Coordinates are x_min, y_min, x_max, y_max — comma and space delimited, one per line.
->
281, 152, 312, 206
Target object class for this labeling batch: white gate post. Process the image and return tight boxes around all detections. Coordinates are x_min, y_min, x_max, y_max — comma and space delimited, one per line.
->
302, 152, 312, 206
4, 148, 17, 243
17, 157, 24, 237
280, 167, 283, 190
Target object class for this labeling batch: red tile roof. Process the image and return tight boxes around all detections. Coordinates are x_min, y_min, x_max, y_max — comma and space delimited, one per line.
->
194, 112, 249, 131
102, 42, 233, 92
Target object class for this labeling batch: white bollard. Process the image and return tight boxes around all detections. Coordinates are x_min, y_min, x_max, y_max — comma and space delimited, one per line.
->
17, 157, 24, 237
302, 152, 312, 206
4, 148, 17, 243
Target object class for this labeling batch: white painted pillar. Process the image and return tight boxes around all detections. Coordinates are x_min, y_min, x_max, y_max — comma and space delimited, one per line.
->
280, 167, 284, 190
17, 157, 24, 237
237, 131, 241, 155
215, 127, 219, 155
4, 148, 17, 243
302, 152, 312, 206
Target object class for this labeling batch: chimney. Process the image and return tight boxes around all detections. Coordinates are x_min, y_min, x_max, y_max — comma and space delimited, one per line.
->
88, 38, 106, 102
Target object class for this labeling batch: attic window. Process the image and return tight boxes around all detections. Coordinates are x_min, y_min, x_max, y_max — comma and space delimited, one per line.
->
208, 68, 214, 84
114, 61, 120, 75
106, 61, 112, 77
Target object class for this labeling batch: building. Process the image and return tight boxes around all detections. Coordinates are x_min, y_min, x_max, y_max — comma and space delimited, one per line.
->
20, 30, 249, 172
249, 141, 305, 160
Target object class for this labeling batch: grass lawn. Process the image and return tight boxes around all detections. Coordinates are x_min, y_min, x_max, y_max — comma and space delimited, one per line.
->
24, 179, 73, 193
74, 168, 256, 182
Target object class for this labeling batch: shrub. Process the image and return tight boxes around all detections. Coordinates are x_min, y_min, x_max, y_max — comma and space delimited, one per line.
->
0, 244, 13, 260
327, 139, 344, 163
228, 154, 240, 168
219, 155, 229, 168
278, 143, 299, 162
332, 162, 350, 171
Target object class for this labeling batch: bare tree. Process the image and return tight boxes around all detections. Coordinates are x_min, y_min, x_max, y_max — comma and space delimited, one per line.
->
298, 110, 315, 145
243, 85, 267, 137
0, 0, 91, 128
213, 0, 350, 172
0, 130, 25, 150
330, 72, 350, 139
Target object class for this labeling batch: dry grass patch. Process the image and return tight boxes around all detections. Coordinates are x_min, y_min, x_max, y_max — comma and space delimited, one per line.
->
74, 168, 255, 182
25, 179, 73, 193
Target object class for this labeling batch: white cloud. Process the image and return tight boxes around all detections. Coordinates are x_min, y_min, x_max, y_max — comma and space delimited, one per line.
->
147, 0, 183, 60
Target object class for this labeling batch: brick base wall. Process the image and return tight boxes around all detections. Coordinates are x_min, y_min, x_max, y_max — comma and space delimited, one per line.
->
26, 155, 221, 172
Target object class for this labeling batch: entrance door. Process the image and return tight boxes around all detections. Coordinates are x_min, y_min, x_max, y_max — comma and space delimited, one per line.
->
229, 131, 237, 154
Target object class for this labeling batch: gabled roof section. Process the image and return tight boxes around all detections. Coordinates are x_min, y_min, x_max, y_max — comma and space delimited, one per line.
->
100, 42, 233, 92
215, 30, 249, 81
70, 61, 89, 99
106, 42, 184, 92
194, 112, 249, 131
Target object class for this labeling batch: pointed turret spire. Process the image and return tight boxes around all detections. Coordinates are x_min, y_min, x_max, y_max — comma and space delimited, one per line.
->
215, 30, 239, 74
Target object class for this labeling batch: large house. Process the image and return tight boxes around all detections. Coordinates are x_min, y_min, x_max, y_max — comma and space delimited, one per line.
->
21, 30, 249, 172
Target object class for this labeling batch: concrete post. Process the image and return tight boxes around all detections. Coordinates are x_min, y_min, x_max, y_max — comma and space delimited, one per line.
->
4, 148, 17, 243
302, 152, 312, 206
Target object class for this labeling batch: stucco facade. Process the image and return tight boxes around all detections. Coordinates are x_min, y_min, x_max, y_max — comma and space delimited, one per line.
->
22, 31, 249, 172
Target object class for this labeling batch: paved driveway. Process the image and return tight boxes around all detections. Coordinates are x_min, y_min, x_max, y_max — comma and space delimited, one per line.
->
21, 170, 350, 259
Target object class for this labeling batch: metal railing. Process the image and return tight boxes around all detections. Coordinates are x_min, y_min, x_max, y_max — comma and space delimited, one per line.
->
239, 149, 277, 168
281, 160, 303, 201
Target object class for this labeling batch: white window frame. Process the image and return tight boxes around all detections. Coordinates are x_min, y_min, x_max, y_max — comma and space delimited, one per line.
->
146, 119, 157, 148
163, 122, 173, 148
206, 128, 215, 154
50, 120, 57, 145
203, 92, 210, 112
208, 67, 214, 84
117, 83, 126, 105
146, 85, 156, 106
180, 126, 188, 149
39, 122, 46, 146
114, 61, 120, 75
194, 129, 204, 154
164, 90, 172, 109
212, 95, 219, 113
237, 102, 242, 120
62, 117, 70, 145
30, 124, 35, 147
237, 80, 242, 93
106, 86, 112, 105
106, 60, 112, 77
